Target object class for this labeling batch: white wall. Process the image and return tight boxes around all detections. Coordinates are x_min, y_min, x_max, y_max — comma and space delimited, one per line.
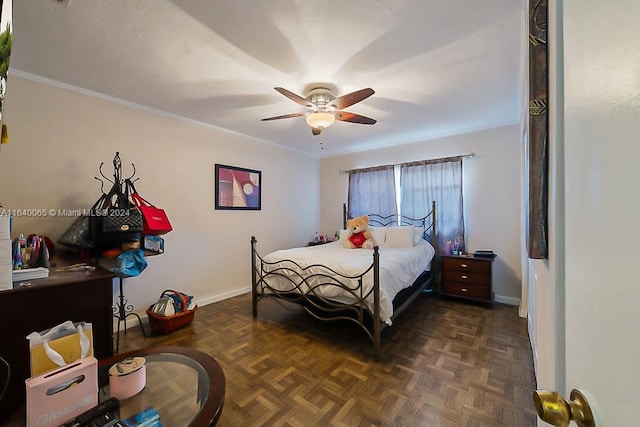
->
319, 124, 523, 302
0, 76, 320, 315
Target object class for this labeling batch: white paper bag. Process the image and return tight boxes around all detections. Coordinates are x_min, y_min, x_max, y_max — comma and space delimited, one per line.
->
27, 320, 94, 376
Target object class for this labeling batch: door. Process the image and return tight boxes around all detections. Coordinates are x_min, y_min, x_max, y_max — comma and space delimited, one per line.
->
534, 1, 640, 425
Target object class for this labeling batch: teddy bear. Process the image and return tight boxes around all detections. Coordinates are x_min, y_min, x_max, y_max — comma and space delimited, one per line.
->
343, 215, 376, 249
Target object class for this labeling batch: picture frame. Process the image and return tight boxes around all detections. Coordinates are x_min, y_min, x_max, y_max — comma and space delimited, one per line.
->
214, 164, 262, 210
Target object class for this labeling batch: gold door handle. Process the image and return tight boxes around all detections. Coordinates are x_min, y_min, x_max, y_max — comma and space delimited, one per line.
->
533, 389, 595, 427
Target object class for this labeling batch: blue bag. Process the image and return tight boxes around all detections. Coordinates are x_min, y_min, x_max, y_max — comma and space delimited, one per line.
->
112, 249, 147, 277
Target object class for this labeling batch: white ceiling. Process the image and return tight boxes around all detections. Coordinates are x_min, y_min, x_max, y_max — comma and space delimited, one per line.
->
10, 0, 524, 157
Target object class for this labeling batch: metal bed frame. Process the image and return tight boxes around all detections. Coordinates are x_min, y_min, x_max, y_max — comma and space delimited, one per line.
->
251, 201, 437, 360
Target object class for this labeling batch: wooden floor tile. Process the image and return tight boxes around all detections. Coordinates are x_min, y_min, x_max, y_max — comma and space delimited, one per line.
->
118, 293, 538, 426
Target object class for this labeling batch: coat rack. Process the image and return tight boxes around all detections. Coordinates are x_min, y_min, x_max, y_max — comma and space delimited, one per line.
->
95, 152, 147, 353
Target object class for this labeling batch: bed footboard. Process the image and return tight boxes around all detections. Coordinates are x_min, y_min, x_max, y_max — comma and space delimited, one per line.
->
251, 236, 384, 358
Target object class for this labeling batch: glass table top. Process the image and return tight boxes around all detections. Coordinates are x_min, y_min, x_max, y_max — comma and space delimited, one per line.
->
99, 347, 225, 427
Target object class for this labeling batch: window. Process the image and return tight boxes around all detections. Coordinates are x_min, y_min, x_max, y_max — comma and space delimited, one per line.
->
400, 160, 464, 254
347, 166, 396, 219
347, 158, 465, 254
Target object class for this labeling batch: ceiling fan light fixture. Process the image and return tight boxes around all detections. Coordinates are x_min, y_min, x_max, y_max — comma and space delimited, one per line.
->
306, 112, 335, 129
262, 86, 376, 134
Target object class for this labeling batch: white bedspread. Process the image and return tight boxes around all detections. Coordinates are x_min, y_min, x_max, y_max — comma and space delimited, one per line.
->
260, 240, 435, 324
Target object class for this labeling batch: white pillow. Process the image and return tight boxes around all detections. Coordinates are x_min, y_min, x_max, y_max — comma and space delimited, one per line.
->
339, 229, 350, 241
413, 226, 424, 245
384, 226, 415, 248
368, 226, 386, 246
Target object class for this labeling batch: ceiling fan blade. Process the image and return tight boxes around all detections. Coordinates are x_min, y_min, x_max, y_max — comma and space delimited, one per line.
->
260, 113, 305, 121
335, 111, 377, 125
330, 88, 375, 110
312, 127, 323, 136
274, 87, 313, 108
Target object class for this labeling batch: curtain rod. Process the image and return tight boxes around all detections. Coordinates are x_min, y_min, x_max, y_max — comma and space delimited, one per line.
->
339, 152, 476, 175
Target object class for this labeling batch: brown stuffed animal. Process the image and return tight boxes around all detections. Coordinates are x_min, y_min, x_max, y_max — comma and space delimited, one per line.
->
343, 215, 375, 249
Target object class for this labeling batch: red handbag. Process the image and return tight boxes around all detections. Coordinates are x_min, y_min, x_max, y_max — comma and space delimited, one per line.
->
127, 180, 173, 235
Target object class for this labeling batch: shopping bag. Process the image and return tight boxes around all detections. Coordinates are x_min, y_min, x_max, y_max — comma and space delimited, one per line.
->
137, 202, 172, 235
26, 356, 98, 427
27, 321, 94, 376
127, 179, 173, 235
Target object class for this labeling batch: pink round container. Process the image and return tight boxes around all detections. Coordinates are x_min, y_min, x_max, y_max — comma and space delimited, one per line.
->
108, 357, 146, 400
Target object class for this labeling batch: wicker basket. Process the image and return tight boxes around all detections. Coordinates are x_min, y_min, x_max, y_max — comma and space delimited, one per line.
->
146, 290, 197, 335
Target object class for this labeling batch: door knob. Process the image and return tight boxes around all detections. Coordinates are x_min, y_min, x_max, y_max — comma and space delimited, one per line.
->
533, 389, 595, 427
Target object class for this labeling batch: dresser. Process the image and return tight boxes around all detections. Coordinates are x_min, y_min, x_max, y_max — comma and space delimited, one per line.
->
440, 255, 494, 307
0, 255, 115, 424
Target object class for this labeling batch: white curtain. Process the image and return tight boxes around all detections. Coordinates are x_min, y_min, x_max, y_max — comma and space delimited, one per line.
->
348, 166, 396, 219
400, 160, 464, 254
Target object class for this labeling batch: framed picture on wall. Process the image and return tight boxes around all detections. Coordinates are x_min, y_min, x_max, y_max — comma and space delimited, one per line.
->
214, 164, 262, 210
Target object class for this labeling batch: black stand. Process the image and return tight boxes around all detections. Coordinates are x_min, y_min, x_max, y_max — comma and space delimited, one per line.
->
94, 153, 149, 353
113, 276, 147, 353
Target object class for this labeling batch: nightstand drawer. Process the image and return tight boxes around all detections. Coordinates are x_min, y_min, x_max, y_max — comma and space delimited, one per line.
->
442, 281, 491, 300
442, 270, 490, 286
441, 257, 490, 274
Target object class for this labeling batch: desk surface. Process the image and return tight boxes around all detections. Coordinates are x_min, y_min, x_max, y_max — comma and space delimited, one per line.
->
99, 347, 226, 427
10, 253, 113, 290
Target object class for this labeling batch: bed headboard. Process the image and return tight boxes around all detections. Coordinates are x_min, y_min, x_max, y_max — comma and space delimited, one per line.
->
342, 201, 437, 253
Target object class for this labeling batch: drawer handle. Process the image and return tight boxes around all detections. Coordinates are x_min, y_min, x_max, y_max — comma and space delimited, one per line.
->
461, 264, 468, 268
461, 288, 468, 292
461, 275, 468, 279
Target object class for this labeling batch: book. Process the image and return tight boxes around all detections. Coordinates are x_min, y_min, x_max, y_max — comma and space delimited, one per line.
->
473, 250, 496, 259
12, 267, 49, 281
123, 407, 163, 427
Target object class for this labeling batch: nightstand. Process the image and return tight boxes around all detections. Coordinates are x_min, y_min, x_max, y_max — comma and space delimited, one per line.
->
440, 254, 494, 308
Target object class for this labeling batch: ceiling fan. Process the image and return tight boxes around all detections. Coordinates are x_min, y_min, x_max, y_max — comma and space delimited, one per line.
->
261, 86, 377, 136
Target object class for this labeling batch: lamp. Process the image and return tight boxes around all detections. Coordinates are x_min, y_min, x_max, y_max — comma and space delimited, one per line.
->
306, 112, 335, 129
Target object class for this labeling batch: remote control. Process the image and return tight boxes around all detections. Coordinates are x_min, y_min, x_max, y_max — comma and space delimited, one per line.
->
85, 412, 125, 427
60, 397, 120, 427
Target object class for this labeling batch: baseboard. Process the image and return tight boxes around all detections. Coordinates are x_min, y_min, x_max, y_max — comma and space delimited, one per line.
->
115, 288, 521, 332
113, 286, 251, 332
196, 286, 252, 307
494, 294, 520, 306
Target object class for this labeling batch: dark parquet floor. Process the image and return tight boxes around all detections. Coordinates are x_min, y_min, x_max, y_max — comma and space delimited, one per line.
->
117, 292, 538, 426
